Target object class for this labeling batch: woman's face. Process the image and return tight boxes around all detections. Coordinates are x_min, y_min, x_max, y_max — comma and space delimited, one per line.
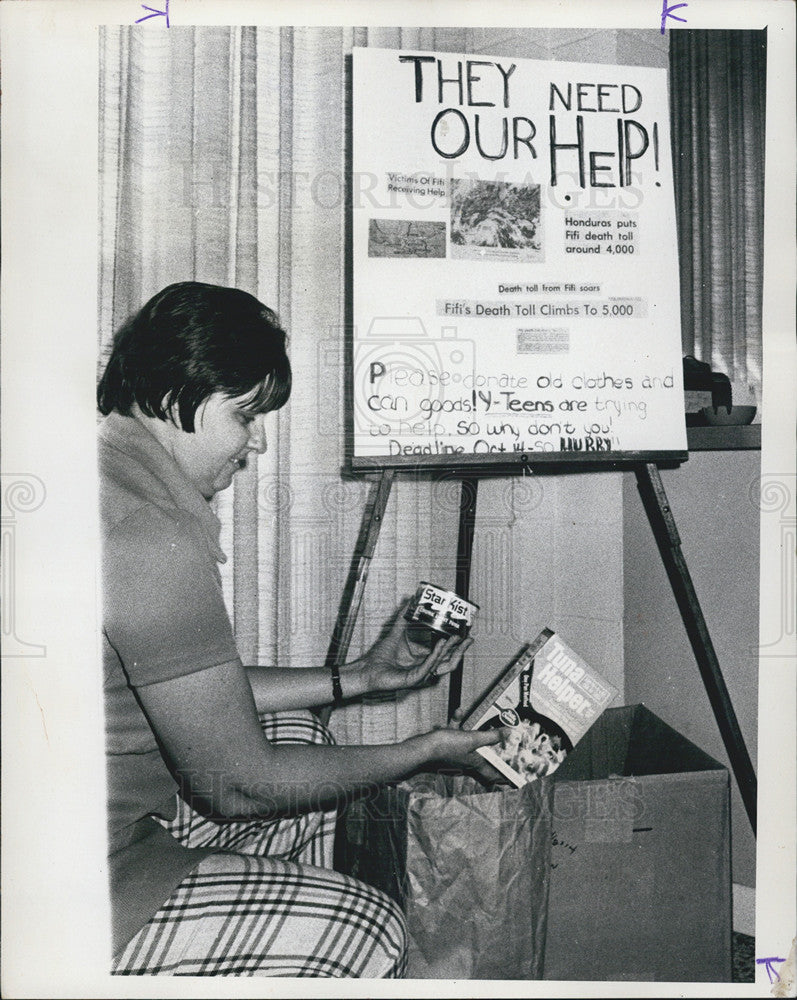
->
170, 392, 269, 499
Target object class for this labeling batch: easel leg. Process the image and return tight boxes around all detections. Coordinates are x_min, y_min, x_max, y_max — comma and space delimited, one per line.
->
635, 462, 757, 835
318, 469, 394, 727
447, 476, 479, 721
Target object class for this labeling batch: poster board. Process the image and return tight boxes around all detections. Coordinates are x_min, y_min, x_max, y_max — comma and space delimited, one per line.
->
351, 47, 688, 468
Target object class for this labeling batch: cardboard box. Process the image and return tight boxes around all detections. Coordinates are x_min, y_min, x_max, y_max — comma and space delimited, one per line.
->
543, 704, 732, 983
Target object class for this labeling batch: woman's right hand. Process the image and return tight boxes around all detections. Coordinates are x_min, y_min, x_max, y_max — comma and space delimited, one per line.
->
409, 725, 506, 779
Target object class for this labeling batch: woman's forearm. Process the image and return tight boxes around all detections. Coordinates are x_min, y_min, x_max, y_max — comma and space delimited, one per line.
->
245, 663, 367, 712
245, 628, 467, 712
208, 735, 438, 818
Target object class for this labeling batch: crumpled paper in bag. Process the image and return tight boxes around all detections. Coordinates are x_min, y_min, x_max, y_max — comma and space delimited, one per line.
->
398, 773, 553, 980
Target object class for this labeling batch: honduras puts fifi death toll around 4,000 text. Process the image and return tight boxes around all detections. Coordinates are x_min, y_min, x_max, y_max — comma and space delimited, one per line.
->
352, 48, 686, 465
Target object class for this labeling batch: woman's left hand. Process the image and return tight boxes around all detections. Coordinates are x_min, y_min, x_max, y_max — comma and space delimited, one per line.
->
355, 604, 473, 696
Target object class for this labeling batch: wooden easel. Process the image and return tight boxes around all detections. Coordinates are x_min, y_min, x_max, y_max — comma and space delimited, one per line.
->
323, 458, 757, 836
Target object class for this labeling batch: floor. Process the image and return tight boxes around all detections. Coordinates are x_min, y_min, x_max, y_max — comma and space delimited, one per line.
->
733, 932, 755, 984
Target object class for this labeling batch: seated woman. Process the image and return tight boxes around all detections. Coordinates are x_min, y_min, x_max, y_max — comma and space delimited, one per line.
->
99, 281, 499, 977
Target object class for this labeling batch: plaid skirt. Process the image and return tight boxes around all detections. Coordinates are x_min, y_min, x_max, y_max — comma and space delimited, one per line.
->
112, 711, 408, 978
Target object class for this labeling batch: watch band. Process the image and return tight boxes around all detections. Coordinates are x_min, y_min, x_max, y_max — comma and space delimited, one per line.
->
331, 661, 344, 707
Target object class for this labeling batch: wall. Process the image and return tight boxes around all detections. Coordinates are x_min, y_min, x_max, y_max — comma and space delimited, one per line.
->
623, 448, 760, 888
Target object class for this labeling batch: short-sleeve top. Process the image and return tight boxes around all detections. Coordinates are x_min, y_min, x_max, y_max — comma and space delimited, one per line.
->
99, 412, 241, 955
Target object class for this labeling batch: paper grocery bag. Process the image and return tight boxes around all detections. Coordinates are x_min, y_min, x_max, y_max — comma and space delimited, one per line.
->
341, 773, 553, 980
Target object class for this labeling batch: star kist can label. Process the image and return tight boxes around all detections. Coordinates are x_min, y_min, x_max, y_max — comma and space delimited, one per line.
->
404, 582, 479, 638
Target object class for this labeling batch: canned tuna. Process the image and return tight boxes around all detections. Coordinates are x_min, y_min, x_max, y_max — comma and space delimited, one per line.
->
404, 582, 479, 639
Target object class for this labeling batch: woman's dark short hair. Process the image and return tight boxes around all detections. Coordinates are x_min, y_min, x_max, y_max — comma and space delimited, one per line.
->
97, 282, 291, 431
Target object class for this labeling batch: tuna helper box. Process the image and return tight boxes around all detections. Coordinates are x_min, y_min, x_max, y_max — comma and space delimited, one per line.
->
461, 629, 618, 785
542, 704, 732, 983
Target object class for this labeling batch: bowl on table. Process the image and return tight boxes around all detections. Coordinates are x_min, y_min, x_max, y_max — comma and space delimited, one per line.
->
700, 405, 757, 426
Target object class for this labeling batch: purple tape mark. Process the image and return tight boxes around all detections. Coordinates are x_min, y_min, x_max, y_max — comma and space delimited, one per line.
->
660, 0, 688, 33
757, 957, 786, 983
136, 0, 170, 27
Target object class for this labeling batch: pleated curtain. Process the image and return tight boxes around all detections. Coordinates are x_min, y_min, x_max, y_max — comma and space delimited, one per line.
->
670, 29, 766, 403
